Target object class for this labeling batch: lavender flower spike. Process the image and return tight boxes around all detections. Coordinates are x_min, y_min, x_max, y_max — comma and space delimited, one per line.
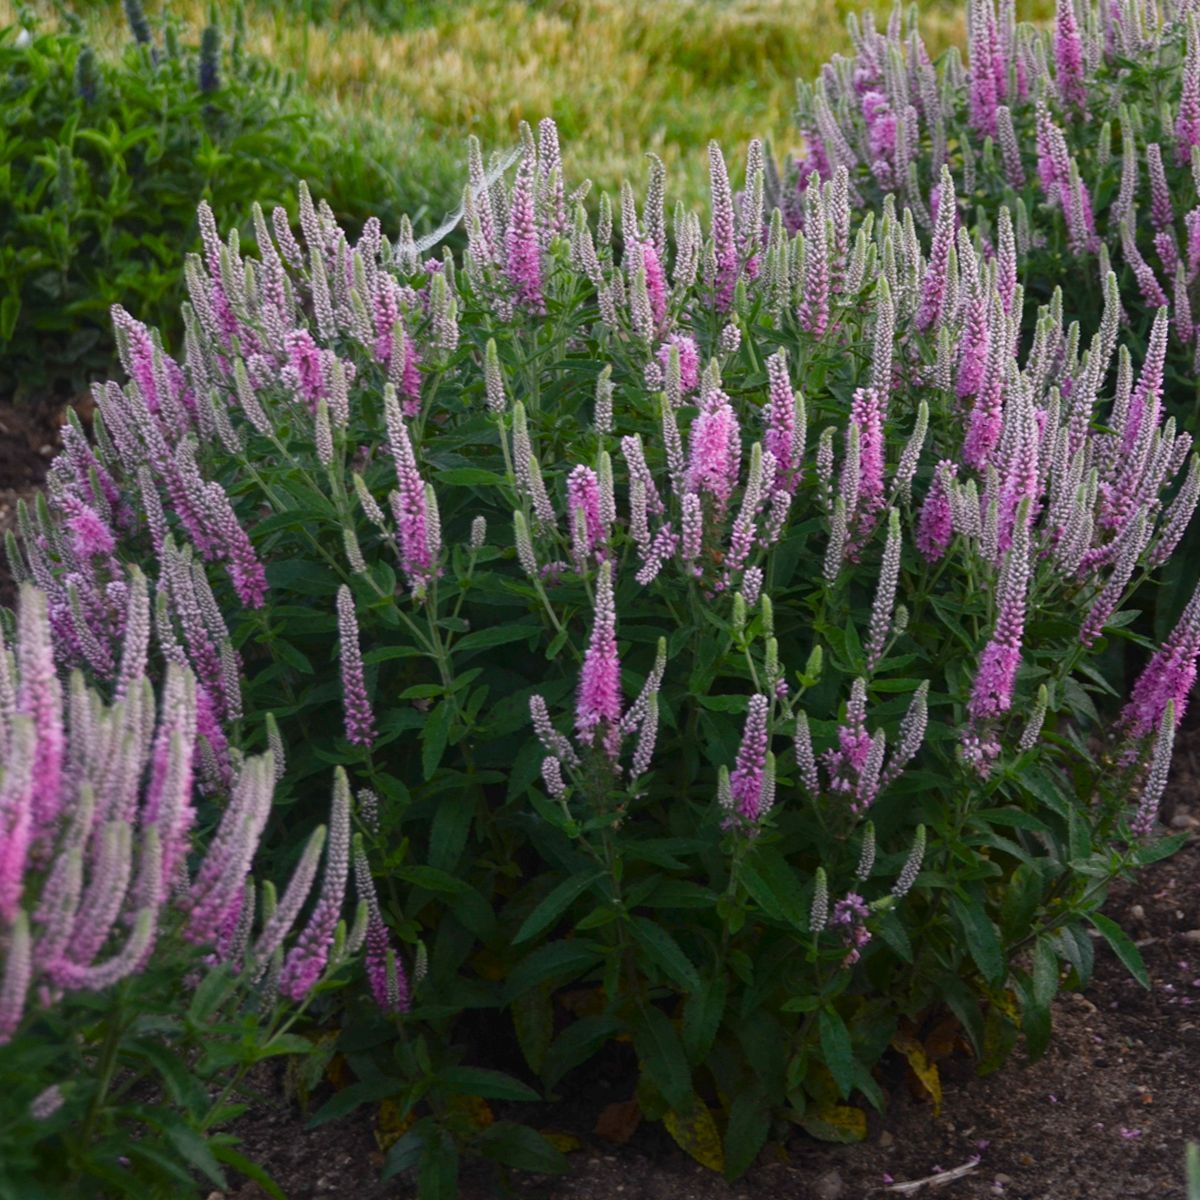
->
917, 168, 955, 333
576, 561, 622, 759
337, 585, 376, 748
729, 694, 771, 822
968, 498, 1031, 723
1130, 701, 1174, 837
279, 768, 352, 1000
505, 132, 545, 313
251, 823, 327, 976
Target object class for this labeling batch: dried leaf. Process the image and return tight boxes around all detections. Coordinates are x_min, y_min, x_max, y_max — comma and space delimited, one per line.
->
799, 1103, 867, 1144
540, 1130, 584, 1154
595, 1098, 641, 1146
373, 1098, 416, 1151
892, 1033, 942, 1116
447, 1094, 494, 1130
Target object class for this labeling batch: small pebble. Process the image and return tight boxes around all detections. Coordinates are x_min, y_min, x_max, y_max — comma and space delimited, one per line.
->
813, 1168, 845, 1200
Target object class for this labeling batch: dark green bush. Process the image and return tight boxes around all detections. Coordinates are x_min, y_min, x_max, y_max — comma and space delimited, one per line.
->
0, 7, 459, 404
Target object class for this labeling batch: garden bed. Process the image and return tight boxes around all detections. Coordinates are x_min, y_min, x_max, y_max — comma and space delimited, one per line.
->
2, 392, 1197, 1200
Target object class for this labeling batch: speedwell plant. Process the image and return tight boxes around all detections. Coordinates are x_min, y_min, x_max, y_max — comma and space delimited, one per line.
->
5, 116, 1198, 1191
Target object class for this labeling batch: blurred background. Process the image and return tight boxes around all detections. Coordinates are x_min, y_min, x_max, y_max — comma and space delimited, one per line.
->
0, 0, 1053, 411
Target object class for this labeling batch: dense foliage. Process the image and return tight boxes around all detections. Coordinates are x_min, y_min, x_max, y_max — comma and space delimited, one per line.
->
4, 87, 1198, 1193
0, 3, 458, 404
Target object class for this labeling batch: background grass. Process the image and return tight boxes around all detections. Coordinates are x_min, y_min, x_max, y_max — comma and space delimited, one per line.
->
10, 0, 1053, 216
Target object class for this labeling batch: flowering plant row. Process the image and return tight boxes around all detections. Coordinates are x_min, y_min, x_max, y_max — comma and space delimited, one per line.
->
4, 112, 1198, 1190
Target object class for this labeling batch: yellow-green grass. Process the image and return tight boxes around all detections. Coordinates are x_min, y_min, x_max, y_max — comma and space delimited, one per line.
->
6, 0, 1053, 214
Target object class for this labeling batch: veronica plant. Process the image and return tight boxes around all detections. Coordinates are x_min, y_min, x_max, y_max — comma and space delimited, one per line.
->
8, 120, 1198, 1189
0, 582, 379, 1198
792, 0, 1200, 382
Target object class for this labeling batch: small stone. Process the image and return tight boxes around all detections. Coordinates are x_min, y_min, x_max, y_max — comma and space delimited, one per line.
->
878, 1130, 895, 1148
814, 1168, 846, 1200
1169, 813, 1198, 830
1131, 904, 1146, 921
995, 1174, 1012, 1185
1182, 930, 1200, 945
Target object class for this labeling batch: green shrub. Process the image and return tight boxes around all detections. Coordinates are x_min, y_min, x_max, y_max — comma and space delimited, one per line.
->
0, 6, 458, 404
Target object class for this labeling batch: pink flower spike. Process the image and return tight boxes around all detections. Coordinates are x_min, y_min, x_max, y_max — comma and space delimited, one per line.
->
576, 562, 622, 759
730, 694, 771, 821
337, 586, 376, 748
279, 768, 352, 1000
505, 140, 545, 313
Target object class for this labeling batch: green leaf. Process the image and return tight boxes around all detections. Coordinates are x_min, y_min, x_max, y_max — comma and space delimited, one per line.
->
628, 917, 700, 991
723, 1087, 770, 1182
382, 1127, 427, 1180
452, 623, 539, 657
682, 978, 726, 1065
438, 1067, 540, 1102
0, 294, 20, 341
1055, 922, 1095, 987
418, 1126, 459, 1200
476, 1122, 569, 1175
435, 467, 507, 487
738, 846, 807, 929
164, 1121, 227, 1189
123, 1038, 208, 1116
818, 1008, 856, 1101
209, 1143, 286, 1200
1032, 937, 1059, 1010
512, 986, 554, 1074
543, 1014, 622, 1092
187, 965, 234, 1024
874, 909, 913, 963
633, 1005, 692, 1113
1088, 912, 1149, 989
951, 896, 1005, 984
394, 865, 469, 894
513, 871, 604, 944
1133, 832, 1189, 866
428, 795, 473, 873
308, 1077, 402, 1127
505, 940, 602, 1001
421, 700, 453, 780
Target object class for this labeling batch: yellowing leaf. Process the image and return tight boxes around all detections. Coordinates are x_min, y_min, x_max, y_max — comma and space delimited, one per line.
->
891, 1032, 942, 1116
799, 1103, 867, 1144
663, 1099, 725, 1172
540, 1130, 584, 1154
447, 1093, 495, 1129
373, 1098, 416, 1151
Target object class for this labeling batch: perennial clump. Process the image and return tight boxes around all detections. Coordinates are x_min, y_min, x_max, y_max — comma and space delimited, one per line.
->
4, 27, 1200, 1185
